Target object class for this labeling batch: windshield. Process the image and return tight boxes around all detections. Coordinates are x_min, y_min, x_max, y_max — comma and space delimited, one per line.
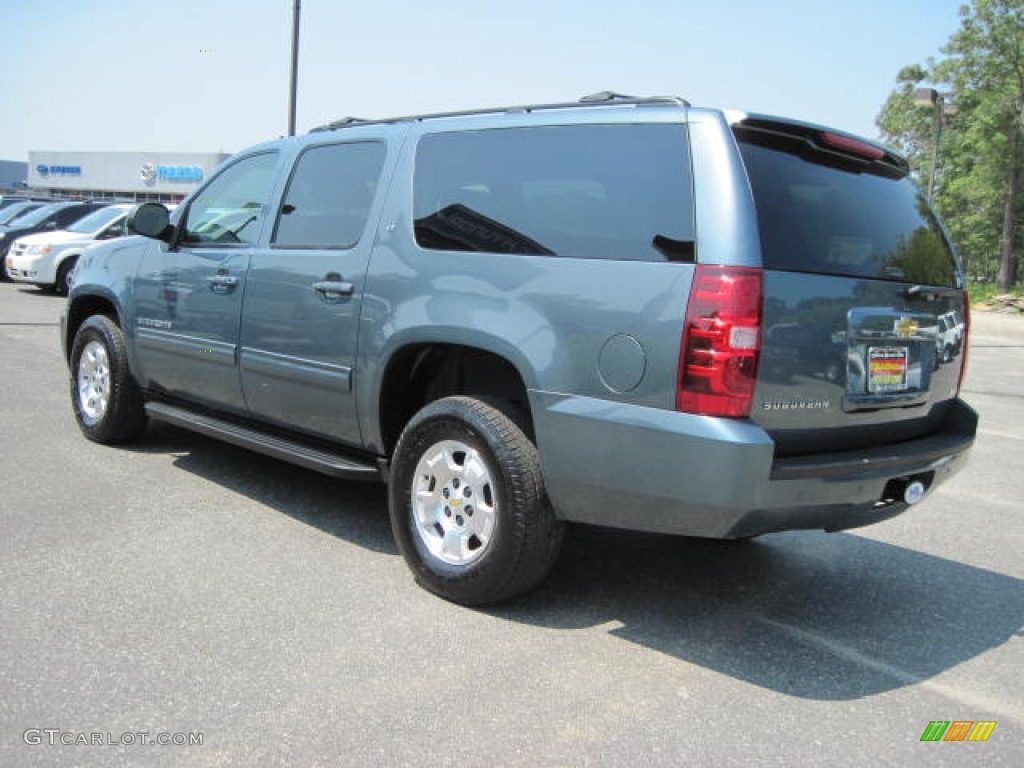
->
0, 202, 42, 226
67, 206, 127, 234
5, 203, 67, 228
737, 138, 959, 287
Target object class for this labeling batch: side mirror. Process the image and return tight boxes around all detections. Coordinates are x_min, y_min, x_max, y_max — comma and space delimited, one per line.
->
126, 202, 172, 242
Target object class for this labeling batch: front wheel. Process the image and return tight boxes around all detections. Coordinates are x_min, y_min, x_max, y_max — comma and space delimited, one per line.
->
69, 315, 147, 444
389, 396, 564, 606
54, 257, 77, 296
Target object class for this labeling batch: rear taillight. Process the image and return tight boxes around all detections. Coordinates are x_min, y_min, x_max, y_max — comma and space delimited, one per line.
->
677, 266, 763, 418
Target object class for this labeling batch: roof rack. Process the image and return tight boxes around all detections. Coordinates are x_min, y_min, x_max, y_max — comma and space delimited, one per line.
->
308, 93, 690, 134
309, 116, 369, 133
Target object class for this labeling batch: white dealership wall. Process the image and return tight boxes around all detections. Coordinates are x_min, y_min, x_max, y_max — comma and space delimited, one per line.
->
27, 151, 231, 200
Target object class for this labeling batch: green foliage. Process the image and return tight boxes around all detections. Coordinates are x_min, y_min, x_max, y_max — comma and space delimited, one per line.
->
969, 279, 1023, 302
876, 0, 1024, 289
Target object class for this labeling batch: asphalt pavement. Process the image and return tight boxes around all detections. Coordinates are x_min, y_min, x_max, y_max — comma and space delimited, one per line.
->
1, 281, 1021, 767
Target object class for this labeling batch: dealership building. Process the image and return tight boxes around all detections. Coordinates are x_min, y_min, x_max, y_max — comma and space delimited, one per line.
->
27, 151, 231, 203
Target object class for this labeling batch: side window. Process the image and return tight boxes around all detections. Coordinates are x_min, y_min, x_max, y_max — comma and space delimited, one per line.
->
56, 207, 83, 227
183, 152, 279, 246
413, 124, 695, 262
101, 220, 125, 239
272, 141, 386, 249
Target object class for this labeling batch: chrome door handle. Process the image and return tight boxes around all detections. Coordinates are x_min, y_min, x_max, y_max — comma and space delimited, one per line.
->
207, 273, 239, 293
312, 280, 354, 297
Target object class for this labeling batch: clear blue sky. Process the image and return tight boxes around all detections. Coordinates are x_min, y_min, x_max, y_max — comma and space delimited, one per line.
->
1, 0, 965, 160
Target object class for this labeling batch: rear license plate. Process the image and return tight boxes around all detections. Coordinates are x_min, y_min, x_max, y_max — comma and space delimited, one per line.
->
868, 346, 909, 393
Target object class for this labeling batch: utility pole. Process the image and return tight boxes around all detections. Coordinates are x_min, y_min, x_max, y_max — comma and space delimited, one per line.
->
288, 0, 301, 136
914, 87, 955, 203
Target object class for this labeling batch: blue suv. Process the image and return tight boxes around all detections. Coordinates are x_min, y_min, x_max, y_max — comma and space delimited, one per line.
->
62, 94, 976, 605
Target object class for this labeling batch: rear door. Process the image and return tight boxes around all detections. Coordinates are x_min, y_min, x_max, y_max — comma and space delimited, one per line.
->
238, 138, 390, 446
734, 119, 967, 455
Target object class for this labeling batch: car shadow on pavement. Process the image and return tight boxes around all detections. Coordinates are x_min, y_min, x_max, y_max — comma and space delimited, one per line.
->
12, 286, 61, 298
131, 421, 396, 555
491, 524, 1024, 703
127, 423, 1022, 704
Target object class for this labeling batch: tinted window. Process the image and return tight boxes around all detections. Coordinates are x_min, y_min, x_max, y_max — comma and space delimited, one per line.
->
737, 139, 958, 286
67, 206, 128, 234
184, 152, 279, 245
55, 207, 86, 227
6, 203, 68, 227
0, 202, 42, 225
272, 141, 385, 248
414, 124, 695, 262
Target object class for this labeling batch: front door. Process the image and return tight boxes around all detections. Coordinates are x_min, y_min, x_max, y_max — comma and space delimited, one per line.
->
239, 140, 389, 445
131, 151, 281, 412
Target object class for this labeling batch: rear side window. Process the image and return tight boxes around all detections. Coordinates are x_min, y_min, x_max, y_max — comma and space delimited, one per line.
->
414, 124, 695, 262
273, 141, 386, 249
737, 138, 958, 286
56, 206, 89, 227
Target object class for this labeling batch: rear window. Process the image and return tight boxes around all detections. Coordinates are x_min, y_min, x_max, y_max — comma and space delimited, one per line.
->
737, 138, 959, 287
414, 124, 695, 262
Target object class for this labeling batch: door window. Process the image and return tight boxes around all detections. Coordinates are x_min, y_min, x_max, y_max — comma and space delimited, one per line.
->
182, 152, 279, 246
272, 141, 386, 249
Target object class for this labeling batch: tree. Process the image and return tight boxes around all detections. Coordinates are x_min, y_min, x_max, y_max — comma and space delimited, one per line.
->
877, 0, 1024, 290
943, 0, 1024, 290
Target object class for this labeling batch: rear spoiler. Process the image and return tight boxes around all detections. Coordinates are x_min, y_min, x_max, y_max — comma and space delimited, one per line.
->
730, 114, 909, 179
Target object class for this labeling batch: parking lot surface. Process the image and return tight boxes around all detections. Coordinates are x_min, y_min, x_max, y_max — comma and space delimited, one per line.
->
1, 282, 1021, 767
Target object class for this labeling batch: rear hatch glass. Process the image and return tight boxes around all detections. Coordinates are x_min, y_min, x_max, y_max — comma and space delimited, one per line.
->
734, 119, 967, 456
736, 126, 956, 286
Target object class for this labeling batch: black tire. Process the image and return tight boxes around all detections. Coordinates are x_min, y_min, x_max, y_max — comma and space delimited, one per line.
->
69, 315, 147, 444
54, 257, 77, 296
389, 396, 564, 606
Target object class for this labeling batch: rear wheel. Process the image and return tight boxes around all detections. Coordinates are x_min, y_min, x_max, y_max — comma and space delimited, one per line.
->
389, 396, 564, 606
70, 315, 147, 444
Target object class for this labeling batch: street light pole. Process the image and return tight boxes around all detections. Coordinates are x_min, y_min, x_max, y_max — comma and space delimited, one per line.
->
926, 94, 943, 202
914, 87, 954, 203
288, 0, 301, 137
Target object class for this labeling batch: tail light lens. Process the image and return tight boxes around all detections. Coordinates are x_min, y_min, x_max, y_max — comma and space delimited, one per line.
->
677, 266, 763, 418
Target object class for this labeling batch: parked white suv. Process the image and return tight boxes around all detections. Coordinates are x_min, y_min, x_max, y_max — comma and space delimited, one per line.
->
6, 203, 133, 295
936, 310, 965, 362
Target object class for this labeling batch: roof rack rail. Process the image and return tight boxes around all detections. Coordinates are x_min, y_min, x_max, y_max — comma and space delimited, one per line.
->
307, 94, 690, 134
309, 116, 368, 133
579, 91, 637, 103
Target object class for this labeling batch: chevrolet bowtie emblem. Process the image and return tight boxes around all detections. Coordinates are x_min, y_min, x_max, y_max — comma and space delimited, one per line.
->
896, 317, 918, 338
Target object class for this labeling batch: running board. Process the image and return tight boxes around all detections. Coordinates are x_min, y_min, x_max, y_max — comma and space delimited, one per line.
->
144, 402, 382, 482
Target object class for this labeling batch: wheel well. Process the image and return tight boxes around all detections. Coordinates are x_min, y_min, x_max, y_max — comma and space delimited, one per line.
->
56, 252, 80, 271
65, 296, 119, 361
379, 344, 532, 455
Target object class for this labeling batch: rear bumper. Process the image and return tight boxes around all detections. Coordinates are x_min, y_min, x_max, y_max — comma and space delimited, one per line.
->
531, 392, 976, 538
